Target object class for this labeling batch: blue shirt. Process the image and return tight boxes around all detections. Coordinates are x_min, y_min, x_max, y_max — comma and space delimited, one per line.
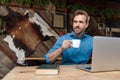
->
44, 32, 93, 65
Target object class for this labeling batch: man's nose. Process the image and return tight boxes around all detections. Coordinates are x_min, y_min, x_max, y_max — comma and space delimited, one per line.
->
76, 22, 80, 26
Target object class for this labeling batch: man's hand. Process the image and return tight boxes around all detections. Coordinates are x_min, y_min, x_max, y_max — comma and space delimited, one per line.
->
61, 40, 71, 50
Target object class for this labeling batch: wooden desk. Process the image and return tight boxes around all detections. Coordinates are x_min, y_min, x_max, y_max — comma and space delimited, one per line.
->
2, 65, 120, 80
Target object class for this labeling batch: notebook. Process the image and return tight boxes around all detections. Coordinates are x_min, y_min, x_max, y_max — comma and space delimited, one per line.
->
36, 64, 59, 75
77, 36, 120, 72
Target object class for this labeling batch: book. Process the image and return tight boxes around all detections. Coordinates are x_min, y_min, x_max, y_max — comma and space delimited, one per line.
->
35, 64, 59, 75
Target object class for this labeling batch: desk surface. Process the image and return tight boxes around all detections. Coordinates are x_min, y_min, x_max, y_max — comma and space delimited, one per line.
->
2, 65, 120, 80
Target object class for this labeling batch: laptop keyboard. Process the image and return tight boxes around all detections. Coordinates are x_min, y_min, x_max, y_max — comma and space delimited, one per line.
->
83, 65, 91, 70
77, 64, 91, 70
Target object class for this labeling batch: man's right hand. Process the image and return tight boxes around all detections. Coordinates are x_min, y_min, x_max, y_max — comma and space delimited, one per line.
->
61, 40, 71, 50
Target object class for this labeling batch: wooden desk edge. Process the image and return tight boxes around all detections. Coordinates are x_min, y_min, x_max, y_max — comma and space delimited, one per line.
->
24, 57, 62, 61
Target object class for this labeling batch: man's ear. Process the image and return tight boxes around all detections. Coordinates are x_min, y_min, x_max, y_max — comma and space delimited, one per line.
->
86, 22, 89, 28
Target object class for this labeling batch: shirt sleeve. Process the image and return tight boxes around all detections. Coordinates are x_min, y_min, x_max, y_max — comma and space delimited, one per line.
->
44, 54, 50, 63
44, 37, 64, 63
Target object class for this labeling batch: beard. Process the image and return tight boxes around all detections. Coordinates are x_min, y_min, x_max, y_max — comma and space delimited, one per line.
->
73, 26, 85, 36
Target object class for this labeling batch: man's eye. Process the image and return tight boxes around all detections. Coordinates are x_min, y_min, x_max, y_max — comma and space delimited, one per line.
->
79, 21, 84, 23
73, 21, 77, 23
73, 20, 84, 23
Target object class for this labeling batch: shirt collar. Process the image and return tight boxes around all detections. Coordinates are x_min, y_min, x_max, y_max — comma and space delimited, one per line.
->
70, 31, 86, 39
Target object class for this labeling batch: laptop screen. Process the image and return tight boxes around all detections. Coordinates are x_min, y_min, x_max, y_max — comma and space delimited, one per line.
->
77, 36, 120, 72
91, 36, 120, 72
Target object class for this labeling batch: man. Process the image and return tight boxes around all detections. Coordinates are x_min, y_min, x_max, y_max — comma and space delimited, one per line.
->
44, 10, 93, 65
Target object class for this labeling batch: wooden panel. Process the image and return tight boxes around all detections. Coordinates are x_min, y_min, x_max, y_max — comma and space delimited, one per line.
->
32, 37, 56, 58
11, 19, 41, 51
0, 50, 16, 78
0, 36, 17, 65
37, 10, 53, 27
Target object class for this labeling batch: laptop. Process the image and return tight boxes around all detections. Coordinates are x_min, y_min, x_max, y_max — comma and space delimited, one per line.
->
77, 36, 120, 72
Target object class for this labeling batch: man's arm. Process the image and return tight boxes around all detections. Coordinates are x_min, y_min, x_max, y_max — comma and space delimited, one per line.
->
47, 47, 64, 63
47, 40, 71, 63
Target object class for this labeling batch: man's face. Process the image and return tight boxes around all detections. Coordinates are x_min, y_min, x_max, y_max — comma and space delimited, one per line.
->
73, 14, 88, 35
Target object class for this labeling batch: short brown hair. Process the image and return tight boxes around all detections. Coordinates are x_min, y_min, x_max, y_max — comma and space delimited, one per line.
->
73, 10, 90, 23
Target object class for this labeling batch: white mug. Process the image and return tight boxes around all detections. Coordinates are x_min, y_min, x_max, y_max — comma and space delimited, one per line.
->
70, 39, 81, 48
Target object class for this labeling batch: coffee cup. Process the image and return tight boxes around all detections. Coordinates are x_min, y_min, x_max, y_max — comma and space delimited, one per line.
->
70, 39, 81, 48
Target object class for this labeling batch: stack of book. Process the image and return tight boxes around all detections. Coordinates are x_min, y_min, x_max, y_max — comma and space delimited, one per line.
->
35, 64, 59, 75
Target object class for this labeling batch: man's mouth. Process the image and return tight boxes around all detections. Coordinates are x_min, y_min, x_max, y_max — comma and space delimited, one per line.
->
74, 27, 81, 30
74, 28, 80, 32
